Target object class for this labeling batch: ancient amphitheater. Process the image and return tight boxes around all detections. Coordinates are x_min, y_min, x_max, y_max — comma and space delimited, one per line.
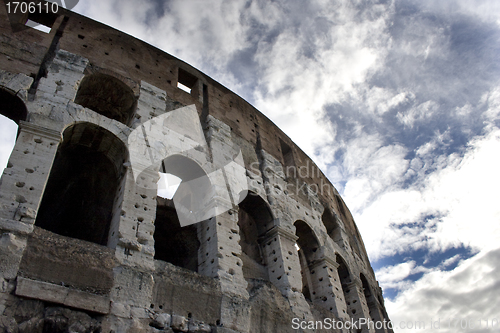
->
0, 1, 392, 332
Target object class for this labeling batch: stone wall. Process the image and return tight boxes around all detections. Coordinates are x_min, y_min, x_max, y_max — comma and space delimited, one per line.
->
0, 1, 392, 332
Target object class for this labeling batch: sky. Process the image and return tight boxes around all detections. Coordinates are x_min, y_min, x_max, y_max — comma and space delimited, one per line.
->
1, 0, 499, 331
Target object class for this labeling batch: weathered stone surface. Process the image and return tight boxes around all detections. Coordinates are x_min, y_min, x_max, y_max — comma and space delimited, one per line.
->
18, 228, 117, 296
15, 278, 110, 314
151, 313, 170, 329
171, 314, 189, 332
0, 3, 391, 333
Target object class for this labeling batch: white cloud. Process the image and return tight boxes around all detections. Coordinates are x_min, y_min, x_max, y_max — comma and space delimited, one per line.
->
397, 100, 440, 128
352, 125, 500, 261
0, 117, 18, 171
386, 247, 500, 332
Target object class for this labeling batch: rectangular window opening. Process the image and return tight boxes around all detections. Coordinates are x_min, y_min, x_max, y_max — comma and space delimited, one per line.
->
23, 9, 59, 33
177, 68, 198, 94
279, 138, 295, 170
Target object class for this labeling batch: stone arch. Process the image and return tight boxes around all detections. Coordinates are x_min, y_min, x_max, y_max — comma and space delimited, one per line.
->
0, 87, 28, 124
36, 122, 128, 246
238, 191, 274, 281
154, 154, 208, 272
336, 254, 352, 301
360, 273, 372, 300
74, 73, 137, 126
322, 206, 342, 243
294, 220, 321, 301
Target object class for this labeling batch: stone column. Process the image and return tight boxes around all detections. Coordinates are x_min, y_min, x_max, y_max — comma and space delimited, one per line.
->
114, 167, 157, 271
344, 279, 375, 333
0, 121, 61, 313
367, 299, 391, 333
198, 208, 251, 332
308, 257, 351, 322
260, 225, 314, 322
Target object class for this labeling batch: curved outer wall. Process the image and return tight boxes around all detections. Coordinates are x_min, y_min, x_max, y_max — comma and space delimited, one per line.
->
0, 2, 392, 332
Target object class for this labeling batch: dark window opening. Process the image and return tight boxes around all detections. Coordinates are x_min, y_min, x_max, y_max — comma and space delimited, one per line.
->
336, 254, 352, 302
7, 6, 58, 33
360, 274, 372, 300
322, 207, 342, 243
238, 192, 274, 281
295, 220, 321, 302
75, 73, 137, 126
279, 138, 295, 174
24, 10, 58, 33
335, 195, 347, 219
177, 68, 198, 94
154, 155, 208, 272
154, 198, 200, 272
36, 123, 128, 246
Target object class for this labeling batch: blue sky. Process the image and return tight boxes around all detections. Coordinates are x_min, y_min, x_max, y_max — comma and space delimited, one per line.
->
1, 1, 499, 331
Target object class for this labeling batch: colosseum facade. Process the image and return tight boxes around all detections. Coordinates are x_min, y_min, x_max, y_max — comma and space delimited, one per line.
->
0, 1, 392, 332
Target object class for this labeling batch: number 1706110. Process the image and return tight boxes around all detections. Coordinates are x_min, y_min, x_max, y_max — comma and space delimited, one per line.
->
6, 1, 59, 14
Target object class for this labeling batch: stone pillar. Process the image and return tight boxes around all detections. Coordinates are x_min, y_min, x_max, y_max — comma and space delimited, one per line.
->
308, 257, 350, 322
35, 50, 88, 108
198, 208, 250, 332
0, 122, 61, 223
261, 226, 300, 292
0, 121, 61, 313
367, 299, 390, 333
344, 279, 375, 333
260, 225, 314, 322
114, 167, 157, 271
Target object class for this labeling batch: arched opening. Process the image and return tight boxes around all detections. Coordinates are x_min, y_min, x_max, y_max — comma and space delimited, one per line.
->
154, 197, 199, 271
238, 192, 274, 281
0, 88, 27, 171
360, 273, 372, 300
295, 220, 321, 302
0, 88, 28, 124
154, 155, 208, 272
36, 123, 128, 246
322, 206, 342, 243
336, 254, 352, 302
74, 73, 136, 126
